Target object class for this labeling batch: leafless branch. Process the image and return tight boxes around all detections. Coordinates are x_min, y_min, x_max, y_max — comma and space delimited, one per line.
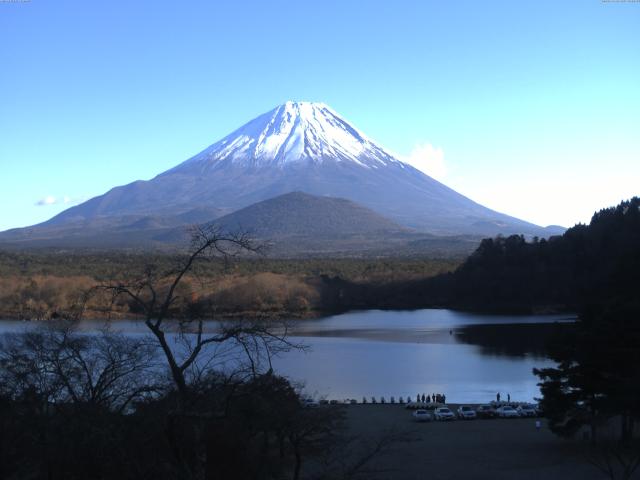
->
90, 226, 298, 404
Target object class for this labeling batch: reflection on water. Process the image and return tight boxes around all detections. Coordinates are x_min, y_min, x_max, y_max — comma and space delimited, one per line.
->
0, 309, 574, 404
273, 309, 574, 403
454, 323, 575, 358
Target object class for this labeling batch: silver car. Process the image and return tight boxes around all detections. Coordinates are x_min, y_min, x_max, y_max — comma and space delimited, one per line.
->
496, 405, 519, 418
302, 398, 319, 408
516, 404, 538, 417
457, 405, 477, 419
412, 409, 433, 422
434, 407, 456, 421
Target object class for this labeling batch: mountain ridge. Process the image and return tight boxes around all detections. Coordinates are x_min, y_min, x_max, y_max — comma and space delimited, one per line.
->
0, 192, 482, 257
211, 191, 408, 237
0, 101, 565, 250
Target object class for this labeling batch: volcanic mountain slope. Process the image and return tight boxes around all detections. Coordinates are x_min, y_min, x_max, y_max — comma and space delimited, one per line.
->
212, 192, 406, 238
0, 192, 481, 257
194, 192, 478, 257
0, 101, 563, 250
145, 192, 402, 255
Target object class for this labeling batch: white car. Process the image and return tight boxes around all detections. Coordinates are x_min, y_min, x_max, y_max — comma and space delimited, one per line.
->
517, 404, 538, 417
434, 407, 456, 421
412, 409, 433, 422
302, 398, 319, 408
457, 405, 477, 419
496, 405, 519, 418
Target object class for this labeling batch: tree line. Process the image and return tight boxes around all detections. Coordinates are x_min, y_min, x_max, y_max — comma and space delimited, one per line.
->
0, 251, 459, 321
419, 197, 640, 477
412, 197, 640, 476
0, 225, 404, 480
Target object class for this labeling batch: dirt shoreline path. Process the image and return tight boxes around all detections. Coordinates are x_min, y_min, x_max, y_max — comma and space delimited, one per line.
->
341, 404, 604, 480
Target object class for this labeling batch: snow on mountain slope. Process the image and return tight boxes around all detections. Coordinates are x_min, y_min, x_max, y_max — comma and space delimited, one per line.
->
0, 101, 562, 244
171, 101, 402, 171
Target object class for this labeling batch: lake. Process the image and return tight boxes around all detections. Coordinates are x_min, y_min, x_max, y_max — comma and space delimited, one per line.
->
0, 309, 574, 404
276, 309, 573, 403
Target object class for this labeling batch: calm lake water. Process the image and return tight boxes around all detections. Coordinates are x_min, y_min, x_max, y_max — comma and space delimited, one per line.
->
0, 309, 574, 404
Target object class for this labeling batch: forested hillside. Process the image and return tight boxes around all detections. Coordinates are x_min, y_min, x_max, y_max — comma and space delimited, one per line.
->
0, 253, 458, 320
314, 197, 640, 314
430, 197, 640, 312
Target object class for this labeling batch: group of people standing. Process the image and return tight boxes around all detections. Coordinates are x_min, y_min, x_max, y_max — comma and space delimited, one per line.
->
417, 393, 446, 404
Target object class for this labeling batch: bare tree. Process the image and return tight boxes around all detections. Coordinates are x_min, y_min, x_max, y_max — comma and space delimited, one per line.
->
588, 439, 640, 480
0, 321, 159, 413
95, 225, 298, 404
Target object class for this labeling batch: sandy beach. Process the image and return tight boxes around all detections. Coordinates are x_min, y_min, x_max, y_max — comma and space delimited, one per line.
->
341, 404, 606, 480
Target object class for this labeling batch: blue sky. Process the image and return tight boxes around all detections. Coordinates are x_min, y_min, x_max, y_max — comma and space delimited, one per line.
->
1, 0, 638, 231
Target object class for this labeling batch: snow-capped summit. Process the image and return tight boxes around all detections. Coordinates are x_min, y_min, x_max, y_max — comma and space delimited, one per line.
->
173, 101, 401, 171
5, 101, 560, 244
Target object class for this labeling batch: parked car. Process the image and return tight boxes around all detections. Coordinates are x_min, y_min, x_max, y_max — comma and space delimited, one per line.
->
476, 405, 496, 418
302, 398, 319, 408
517, 404, 538, 417
457, 405, 477, 420
496, 405, 520, 418
412, 409, 433, 422
434, 407, 456, 421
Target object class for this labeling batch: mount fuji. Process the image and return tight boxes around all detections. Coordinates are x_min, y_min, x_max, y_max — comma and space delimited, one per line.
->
0, 101, 562, 250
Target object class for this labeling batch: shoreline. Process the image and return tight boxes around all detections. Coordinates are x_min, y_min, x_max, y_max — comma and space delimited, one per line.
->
0, 306, 578, 323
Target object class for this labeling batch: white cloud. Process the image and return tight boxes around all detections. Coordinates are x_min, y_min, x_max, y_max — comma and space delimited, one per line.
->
35, 195, 80, 206
404, 143, 447, 180
35, 195, 58, 206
